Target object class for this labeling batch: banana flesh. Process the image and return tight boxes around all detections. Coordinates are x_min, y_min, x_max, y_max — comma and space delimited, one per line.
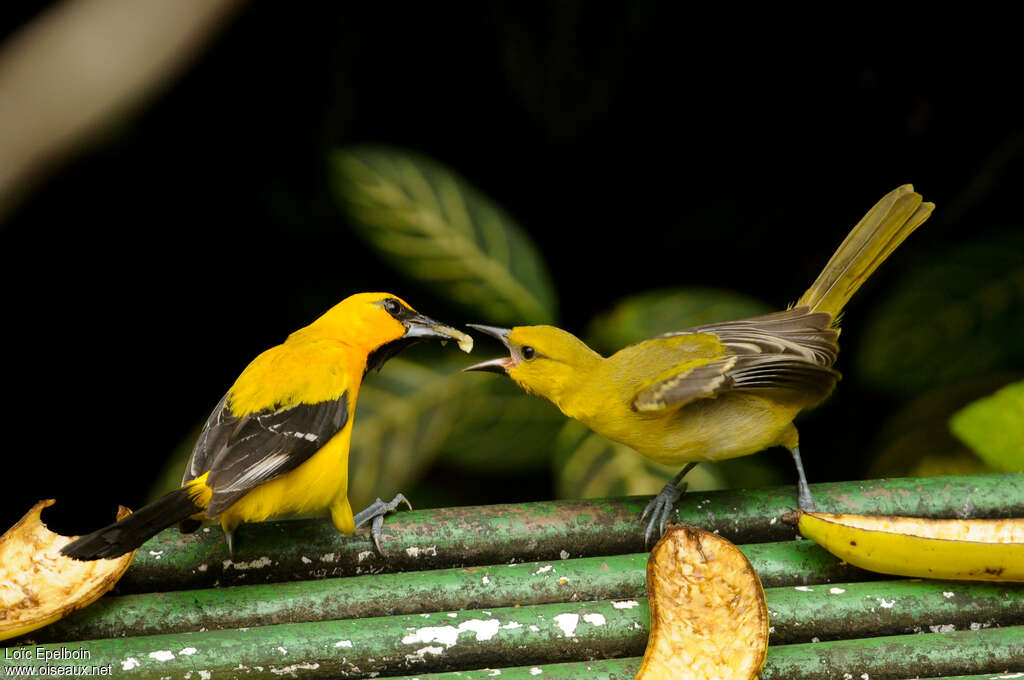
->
0, 500, 136, 641
637, 526, 769, 680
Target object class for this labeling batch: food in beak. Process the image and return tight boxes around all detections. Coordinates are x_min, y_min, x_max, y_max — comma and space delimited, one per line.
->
404, 316, 474, 353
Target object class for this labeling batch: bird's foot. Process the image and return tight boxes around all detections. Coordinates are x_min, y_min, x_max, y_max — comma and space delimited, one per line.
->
640, 481, 687, 547
354, 493, 412, 554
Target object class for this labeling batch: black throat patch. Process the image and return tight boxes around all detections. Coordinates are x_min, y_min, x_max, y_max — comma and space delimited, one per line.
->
365, 336, 422, 374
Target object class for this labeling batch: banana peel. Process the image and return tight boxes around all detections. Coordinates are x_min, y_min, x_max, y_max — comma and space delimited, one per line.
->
0, 500, 136, 641
636, 526, 769, 680
794, 511, 1024, 582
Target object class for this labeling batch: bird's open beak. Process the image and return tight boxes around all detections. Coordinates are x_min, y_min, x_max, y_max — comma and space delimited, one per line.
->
463, 324, 515, 373
403, 314, 474, 353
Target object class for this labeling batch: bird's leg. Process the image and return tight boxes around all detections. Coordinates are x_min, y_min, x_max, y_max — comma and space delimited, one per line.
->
221, 517, 240, 556
640, 462, 698, 547
789, 446, 817, 512
354, 493, 413, 554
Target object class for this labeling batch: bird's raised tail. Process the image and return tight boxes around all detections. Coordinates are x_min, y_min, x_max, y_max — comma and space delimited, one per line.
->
797, 184, 934, 319
61, 486, 203, 560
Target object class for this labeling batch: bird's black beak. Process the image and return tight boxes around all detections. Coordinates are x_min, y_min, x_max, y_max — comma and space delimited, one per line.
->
463, 324, 515, 374
402, 314, 474, 353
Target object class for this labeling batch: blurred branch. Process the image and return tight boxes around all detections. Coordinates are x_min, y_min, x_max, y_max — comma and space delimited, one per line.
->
0, 0, 244, 220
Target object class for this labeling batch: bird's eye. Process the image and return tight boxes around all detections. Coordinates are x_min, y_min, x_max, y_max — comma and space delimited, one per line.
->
383, 298, 401, 315
521, 346, 536, 360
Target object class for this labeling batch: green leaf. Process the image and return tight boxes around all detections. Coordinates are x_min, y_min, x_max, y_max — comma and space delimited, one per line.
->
856, 231, 1024, 395
329, 146, 557, 324
949, 379, 1024, 473
438, 379, 566, 473
552, 421, 784, 500
584, 287, 772, 354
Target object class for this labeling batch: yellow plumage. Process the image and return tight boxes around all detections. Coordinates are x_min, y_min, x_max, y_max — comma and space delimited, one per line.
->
64, 292, 472, 559
467, 186, 934, 537
205, 331, 365, 535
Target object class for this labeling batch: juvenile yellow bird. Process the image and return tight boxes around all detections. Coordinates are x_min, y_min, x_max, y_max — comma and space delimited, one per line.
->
63, 293, 472, 559
466, 185, 934, 541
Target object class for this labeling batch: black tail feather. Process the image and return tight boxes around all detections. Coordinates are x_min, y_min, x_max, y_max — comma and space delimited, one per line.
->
61, 487, 202, 560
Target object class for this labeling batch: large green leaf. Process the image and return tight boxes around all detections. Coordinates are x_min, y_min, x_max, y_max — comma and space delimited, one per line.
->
329, 146, 557, 324
856, 231, 1024, 395
584, 287, 772, 354
949, 379, 1024, 473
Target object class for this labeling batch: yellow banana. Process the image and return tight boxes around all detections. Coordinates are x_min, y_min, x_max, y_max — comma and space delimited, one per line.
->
637, 526, 769, 680
796, 512, 1024, 582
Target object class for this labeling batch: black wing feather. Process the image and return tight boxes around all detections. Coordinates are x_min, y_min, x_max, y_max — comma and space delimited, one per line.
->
184, 391, 350, 517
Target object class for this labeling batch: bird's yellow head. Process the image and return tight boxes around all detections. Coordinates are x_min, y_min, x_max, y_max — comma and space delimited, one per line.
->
464, 324, 602, 406
306, 292, 473, 369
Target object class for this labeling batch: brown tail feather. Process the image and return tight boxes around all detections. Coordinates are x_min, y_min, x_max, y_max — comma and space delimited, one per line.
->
797, 185, 934, 319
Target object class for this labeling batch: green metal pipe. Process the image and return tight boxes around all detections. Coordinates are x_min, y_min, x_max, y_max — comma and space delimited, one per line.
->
30, 553, 647, 643
391, 627, 1024, 680
913, 676, 1024, 680
390, 663, 1024, 680
31, 539, 982, 644
386, 658, 642, 679
2, 599, 648, 679
762, 626, 1024, 680
117, 473, 1024, 593
6, 595, 1023, 678
765, 578, 1024, 645
28, 541, 869, 643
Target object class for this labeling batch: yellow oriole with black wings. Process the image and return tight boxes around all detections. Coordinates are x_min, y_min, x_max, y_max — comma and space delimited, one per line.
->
466, 185, 934, 542
63, 293, 472, 560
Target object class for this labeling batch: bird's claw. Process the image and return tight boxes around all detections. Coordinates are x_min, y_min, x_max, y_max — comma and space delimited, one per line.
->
641, 482, 686, 547
353, 493, 412, 554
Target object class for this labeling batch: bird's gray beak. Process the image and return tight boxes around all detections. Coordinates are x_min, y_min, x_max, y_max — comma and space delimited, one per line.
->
403, 314, 474, 353
463, 324, 515, 373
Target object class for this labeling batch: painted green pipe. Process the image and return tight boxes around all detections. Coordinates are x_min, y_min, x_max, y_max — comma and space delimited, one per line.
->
389, 627, 1024, 680
118, 473, 1024, 592
31, 541, 870, 642
2, 599, 648, 679
31, 541, 1023, 645
762, 626, 1024, 680
386, 662, 1024, 680
6, 596, 1023, 678
765, 577, 1024, 645
388, 658, 642, 679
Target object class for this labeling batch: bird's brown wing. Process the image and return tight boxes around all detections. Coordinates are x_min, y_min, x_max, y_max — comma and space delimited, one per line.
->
632, 306, 841, 412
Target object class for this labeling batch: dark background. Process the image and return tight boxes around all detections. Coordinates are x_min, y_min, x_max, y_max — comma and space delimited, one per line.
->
2, 4, 1022, 533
